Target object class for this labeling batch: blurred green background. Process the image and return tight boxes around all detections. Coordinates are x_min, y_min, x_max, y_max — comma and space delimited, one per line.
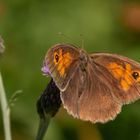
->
0, 0, 140, 140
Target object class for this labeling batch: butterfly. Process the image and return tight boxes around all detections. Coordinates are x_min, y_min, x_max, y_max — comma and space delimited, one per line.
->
42, 44, 140, 123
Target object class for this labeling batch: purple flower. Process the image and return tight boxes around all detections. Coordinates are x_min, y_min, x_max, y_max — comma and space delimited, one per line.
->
41, 63, 50, 75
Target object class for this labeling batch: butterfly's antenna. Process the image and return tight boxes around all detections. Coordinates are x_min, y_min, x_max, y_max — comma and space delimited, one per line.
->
36, 79, 61, 140
57, 32, 79, 47
79, 34, 85, 49
57, 32, 72, 41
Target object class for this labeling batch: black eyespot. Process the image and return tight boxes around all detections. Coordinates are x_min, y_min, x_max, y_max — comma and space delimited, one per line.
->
132, 72, 139, 79
55, 54, 59, 62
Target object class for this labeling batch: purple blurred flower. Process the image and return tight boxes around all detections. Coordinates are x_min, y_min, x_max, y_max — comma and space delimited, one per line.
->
41, 63, 50, 75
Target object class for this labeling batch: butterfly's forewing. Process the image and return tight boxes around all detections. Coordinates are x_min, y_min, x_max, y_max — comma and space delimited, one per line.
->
91, 53, 140, 104
45, 44, 80, 91
61, 52, 122, 123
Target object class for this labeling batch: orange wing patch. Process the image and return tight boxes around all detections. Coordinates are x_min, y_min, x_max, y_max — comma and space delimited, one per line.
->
107, 63, 123, 79
107, 63, 140, 91
53, 49, 72, 77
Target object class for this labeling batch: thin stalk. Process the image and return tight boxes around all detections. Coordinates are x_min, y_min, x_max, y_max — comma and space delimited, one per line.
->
0, 72, 12, 140
36, 115, 51, 140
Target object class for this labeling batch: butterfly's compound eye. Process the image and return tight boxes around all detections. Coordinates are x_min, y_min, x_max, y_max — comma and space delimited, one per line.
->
132, 71, 139, 80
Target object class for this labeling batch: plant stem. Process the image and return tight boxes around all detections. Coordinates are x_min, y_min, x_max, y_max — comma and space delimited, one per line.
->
36, 115, 51, 140
0, 72, 12, 140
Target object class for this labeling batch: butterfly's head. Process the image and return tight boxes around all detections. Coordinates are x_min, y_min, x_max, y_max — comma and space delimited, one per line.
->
79, 49, 89, 70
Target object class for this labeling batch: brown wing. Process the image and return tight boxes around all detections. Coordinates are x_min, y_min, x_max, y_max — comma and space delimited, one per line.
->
61, 61, 122, 123
45, 44, 80, 91
91, 53, 140, 104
